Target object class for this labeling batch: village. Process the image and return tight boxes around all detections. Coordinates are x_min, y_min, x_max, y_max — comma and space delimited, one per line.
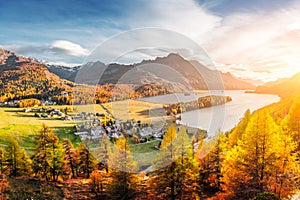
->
19, 104, 168, 148
74, 114, 166, 147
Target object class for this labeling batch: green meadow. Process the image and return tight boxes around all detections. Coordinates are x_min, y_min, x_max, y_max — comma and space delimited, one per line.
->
0, 107, 80, 155
0, 101, 165, 156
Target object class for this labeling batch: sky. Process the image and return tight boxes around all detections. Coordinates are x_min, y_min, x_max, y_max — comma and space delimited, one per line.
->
0, 0, 300, 82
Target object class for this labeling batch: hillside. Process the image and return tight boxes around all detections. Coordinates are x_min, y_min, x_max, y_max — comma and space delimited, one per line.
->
0, 49, 255, 104
0, 49, 73, 102
47, 53, 255, 91
255, 72, 300, 98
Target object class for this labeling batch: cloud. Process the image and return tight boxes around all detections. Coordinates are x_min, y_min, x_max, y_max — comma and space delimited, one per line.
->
50, 40, 89, 57
85, 28, 214, 67
3, 0, 300, 82
199, 0, 227, 10
216, 63, 275, 83
205, 10, 292, 62
45, 61, 81, 67
103, 0, 300, 81
124, 0, 221, 43
194, 1, 300, 81
1, 42, 86, 65
82, 0, 300, 82
84, 0, 221, 67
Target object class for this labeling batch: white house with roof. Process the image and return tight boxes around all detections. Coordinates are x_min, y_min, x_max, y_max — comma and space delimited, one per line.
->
61, 91, 68, 97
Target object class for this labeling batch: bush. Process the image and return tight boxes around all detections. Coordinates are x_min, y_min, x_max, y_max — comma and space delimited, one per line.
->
17, 98, 41, 108
254, 192, 279, 200
0, 174, 10, 199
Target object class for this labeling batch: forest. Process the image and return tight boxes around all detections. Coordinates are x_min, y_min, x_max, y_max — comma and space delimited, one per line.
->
0, 93, 300, 200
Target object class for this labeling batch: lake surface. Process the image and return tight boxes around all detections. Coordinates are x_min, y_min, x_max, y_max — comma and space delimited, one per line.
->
138, 90, 280, 137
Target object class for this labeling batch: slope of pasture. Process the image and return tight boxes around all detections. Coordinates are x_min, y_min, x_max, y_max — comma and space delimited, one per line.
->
0, 100, 167, 154
0, 107, 80, 152
0, 107, 75, 128
102, 99, 168, 123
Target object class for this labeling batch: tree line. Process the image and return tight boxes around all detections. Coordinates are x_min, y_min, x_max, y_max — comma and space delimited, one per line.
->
1, 96, 300, 199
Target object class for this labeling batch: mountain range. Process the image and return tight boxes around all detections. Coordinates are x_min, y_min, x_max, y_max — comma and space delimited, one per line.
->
255, 72, 300, 98
0, 48, 257, 102
47, 53, 255, 91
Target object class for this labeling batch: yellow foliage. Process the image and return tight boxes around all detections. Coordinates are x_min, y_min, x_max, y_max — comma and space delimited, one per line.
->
160, 124, 177, 149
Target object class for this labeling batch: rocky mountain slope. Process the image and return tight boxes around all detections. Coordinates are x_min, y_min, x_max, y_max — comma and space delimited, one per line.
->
0, 49, 73, 102
47, 53, 255, 91
0, 48, 255, 103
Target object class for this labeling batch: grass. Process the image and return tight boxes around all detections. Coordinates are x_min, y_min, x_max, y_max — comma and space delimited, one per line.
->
71, 100, 169, 123
0, 100, 168, 128
129, 139, 160, 168
88, 138, 160, 169
0, 106, 75, 128
130, 140, 160, 169
129, 140, 160, 153
0, 124, 81, 156
54, 126, 82, 148
0, 124, 39, 156
0, 100, 167, 158
0, 106, 81, 153
0, 124, 38, 146
102, 99, 171, 123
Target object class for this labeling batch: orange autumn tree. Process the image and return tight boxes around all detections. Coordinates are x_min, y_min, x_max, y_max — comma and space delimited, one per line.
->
108, 137, 138, 199
286, 100, 300, 152
198, 133, 227, 196
160, 124, 177, 149
4, 137, 32, 177
152, 126, 199, 199
97, 133, 111, 173
274, 118, 299, 198
227, 109, 251, 148
90, 169, 106, 199
174, 127, 199, 199
221, 109, 297, 199
0, 148, 4, 174
62, 139, 79, 178
31, 124, 64, 181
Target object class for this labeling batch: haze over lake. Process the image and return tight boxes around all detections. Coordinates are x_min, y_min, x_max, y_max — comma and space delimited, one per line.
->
138, 90, 280, 137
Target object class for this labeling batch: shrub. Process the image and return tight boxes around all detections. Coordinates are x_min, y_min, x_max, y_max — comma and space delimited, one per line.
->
17, 98, 40, 108
254, 192, 279, 200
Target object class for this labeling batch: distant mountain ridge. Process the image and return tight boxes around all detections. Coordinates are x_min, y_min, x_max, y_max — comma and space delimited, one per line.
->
47, 53, 255, 91
0, 48, 256, 102
255, 72, 300, 98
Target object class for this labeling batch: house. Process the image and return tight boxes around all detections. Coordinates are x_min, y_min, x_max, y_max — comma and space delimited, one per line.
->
61, 91, 68, 97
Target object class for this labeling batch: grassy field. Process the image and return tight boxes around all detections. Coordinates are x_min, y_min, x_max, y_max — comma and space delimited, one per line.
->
0, 124, 38, 147
72, 99, 171, 123
0, 107, 75, 128
130, 140, 160, 153
0, 101, 171, 171
102, 99, 170, 123
0, 100, 167, 151
0, 106, 80, 152
0, 100, 165, 133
